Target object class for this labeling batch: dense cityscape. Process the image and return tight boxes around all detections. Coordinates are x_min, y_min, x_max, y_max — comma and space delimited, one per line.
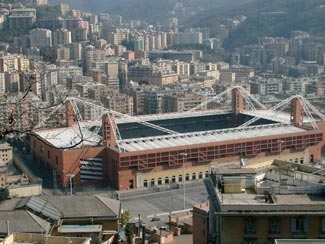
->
1, 0, 325, 244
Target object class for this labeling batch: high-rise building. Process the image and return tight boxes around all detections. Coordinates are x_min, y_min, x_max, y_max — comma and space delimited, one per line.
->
0, 55, 19, 72
163, 93, 206, 112
52, 28, 72, 46
82, 45, 107, 72
30, 28, 52, 49
8, 8, 36, 30
0, 73, 5, 94
35, 0, 48, 5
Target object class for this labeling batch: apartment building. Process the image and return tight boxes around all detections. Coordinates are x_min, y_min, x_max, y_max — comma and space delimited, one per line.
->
8, 8, 36, 30
201, 161, 325, 244
30, 28, 52, 49
100, 91, 134, 116
52, 28, 72, 46
0, 143, 13, 166
163, 93, 206, 112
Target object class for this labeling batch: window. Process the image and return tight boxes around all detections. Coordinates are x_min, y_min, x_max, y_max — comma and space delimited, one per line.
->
165, 176, 169, 184
321, 217, 325, 232
158, 177, 162, 185
245, 216, 256, 233
192, 173, 196, 180
178, 174, 183, 182
143, 180, 148, 187
269, 216, 280, 233
243, 239, 256, 244
199, 172, 203, 179
185, 173, 189, 181
47, 150, 50, 159
150, 178, 155, 186
171, 176, 176, 183
291, 217, 308, 233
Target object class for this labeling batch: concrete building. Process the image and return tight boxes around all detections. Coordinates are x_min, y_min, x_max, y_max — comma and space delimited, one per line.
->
201, 160, 325, 244
163, 93, 206, 113
29, 87, 325, 190
52, 28, 72, 46
250, 78, 283, 96
30, 28, 52, 49
0, 195, 121, 243
149, 50, 201, 62
35, 0, 48, 5
82, 45, 107, 73
0, 233, 90, 244
0, 55, 19, 73
101, 92, 134, 116
50, 46, 70, 62
174, 32, 203, 45
0, 143, 13, 166
8, 8, 36, 30
0, 73, 4, 94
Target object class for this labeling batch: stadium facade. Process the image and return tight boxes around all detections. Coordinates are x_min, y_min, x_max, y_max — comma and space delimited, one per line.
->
30, 87, 325, 190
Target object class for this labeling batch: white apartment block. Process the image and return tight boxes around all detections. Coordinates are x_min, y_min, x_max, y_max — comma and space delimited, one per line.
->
30, 28, 52, 48
0, 73, 5, 94
174, 32, 203, 45
52, 28, 72, 46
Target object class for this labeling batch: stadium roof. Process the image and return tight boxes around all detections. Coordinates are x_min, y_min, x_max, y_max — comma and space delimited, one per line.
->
33, 108, 316, 151
117, 123, 306, 152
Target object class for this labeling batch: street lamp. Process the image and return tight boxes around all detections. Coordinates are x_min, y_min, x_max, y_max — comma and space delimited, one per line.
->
277, 140, 284, 159
66, 173, 75, 196
179, 152, 187, 210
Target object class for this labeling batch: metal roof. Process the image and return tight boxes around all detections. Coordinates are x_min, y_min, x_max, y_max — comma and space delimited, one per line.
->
118, 123, 307, 152
116, 109, 231, 124
242, 109, 316, 124
16, 197, 62, 221
33, 123, 102, 149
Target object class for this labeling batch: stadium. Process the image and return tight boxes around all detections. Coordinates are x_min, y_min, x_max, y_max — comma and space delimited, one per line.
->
30, 87, 325, 190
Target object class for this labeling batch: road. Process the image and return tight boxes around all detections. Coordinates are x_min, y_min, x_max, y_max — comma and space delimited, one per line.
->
120, 184, 208, 227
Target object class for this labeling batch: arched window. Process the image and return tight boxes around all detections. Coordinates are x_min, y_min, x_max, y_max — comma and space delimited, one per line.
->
199, 172, 203, 179
192, 173, 196, 180
172, 175, 176, 183
143, 179, 148, 187
185, 173, 190, 181
178, 174, 183, 182
158, 177, 162, 185
150, 178, 155, 186
165, 176, 169, 184
205, 171, 209, 178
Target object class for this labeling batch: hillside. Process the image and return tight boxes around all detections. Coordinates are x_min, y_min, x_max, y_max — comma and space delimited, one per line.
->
186, 0, 325, 51
48, 0, 252, 23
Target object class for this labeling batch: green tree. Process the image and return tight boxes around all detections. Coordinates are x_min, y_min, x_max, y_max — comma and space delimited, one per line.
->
125, 223, 134, 244
120, 211, 132, 226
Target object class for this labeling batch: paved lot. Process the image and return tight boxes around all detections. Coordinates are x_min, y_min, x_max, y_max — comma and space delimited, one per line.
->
120, 184, 208, 227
